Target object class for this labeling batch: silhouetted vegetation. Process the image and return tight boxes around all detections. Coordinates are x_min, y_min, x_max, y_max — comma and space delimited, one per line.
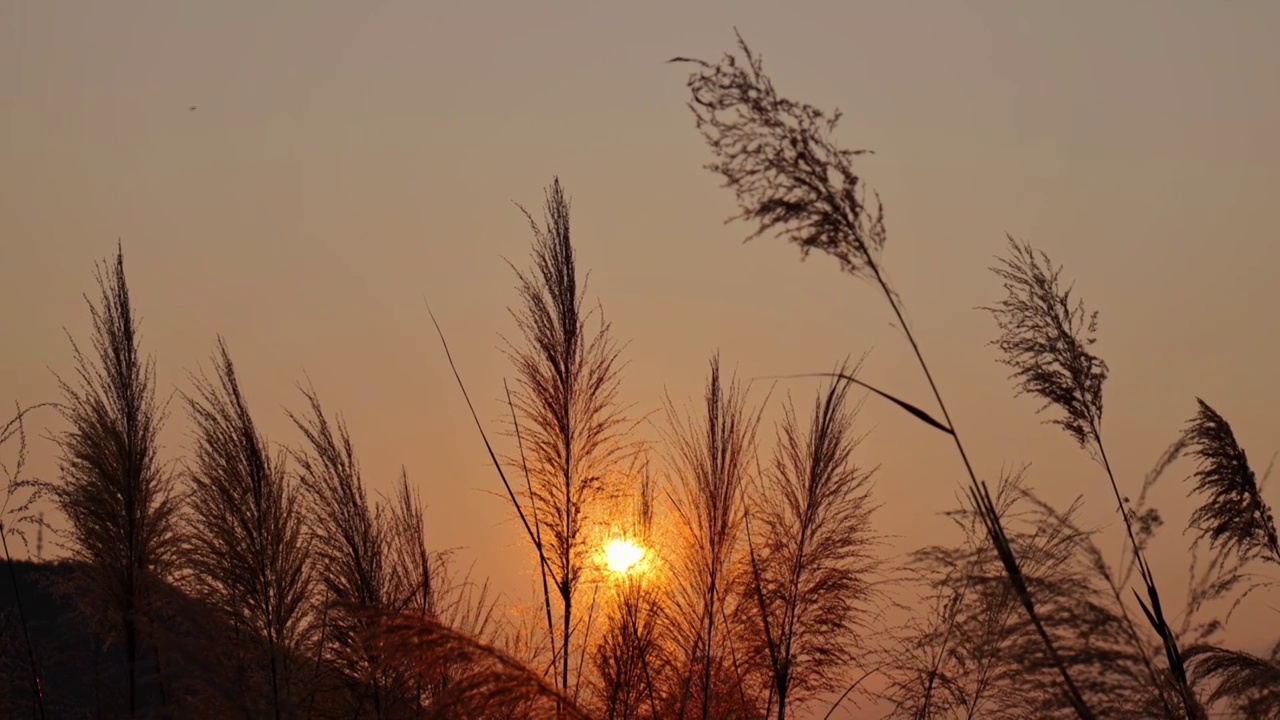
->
661, 355, 764, 719
2, 31, 1276, 720
503, 177, 635, 704
747, 364, 880, 719
184, 338, 313, 718
47, 246, 182, 718
1, 404, 51, 718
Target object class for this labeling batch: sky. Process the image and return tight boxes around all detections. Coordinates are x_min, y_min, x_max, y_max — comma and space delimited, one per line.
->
3, 0, 1279, 714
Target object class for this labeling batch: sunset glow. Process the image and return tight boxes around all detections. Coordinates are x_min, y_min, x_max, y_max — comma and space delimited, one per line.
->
603, 537, 646, 576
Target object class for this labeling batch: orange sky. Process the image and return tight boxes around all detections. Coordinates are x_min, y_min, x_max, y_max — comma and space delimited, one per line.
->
3, 1, 1279, 714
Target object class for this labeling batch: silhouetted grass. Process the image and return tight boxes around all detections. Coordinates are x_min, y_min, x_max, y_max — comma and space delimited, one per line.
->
1180, 401, 1280, 719
184, 337, 313, 719
985, 237, 1202, 719
885, 468, 1185, 718
370, 609, 593, 720
6, 32, 1279, 720
1, 403, 52, 718
671, 30, 1276, 720
746, 361, 881, 719
1183, 400, 1280, 567
672, 32, 1095, 719
502, 176, 634, 703
660, 354, 765, 720
288, 384, 396, 718
46, 244, 182, 718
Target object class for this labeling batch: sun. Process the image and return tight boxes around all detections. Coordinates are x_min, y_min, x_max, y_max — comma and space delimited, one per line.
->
603, 537, 646, 576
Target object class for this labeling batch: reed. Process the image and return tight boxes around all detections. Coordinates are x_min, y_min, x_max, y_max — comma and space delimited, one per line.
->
184, 337, 313, 718
745, 362, 880, 719
47, 244, 182, 718
672, 33, 1094, 719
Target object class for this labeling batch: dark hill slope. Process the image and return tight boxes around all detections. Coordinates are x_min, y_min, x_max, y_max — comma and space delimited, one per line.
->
0, 559, 275, 719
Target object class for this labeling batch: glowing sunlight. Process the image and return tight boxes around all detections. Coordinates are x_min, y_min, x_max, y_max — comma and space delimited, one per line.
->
603, 537, 646, 577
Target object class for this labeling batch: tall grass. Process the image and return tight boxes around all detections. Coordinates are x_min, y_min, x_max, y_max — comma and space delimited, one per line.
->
502, 176, 633, 701
47, 244, 182, 717
672, 32, 1094, 719
746, 362, 881, 719
288, 384, 395, 718
984, 237, 1202, 718
1, 404, 51, 717
184, 337, 313, 718
661, 354, 764, 719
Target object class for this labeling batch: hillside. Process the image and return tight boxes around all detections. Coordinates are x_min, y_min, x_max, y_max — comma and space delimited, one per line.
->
0, 559, 275, 719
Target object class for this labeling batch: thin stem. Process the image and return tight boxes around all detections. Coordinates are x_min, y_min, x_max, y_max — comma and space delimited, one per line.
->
573, 582, 600, 703
506, 381, 558, 683
718, 595, 753, 716
1095, 438, 1199, 719
624, 588, 660, 720
427, 303, 558, 584
917, 570, 973, 720
822, 665, 881, 720
869, 261, 1096, 720
2, 528, 44, 719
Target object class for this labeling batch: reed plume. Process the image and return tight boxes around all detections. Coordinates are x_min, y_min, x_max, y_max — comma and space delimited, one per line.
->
661, 354, 764, 720
1180, 400, 1280, 717
48, 244, 182, 717
985, 236, 1201, 719
985, 238, 1106, 451
747, 362, 880, 719
1183, 399, 1280, 565
503, 177, 632, 699
184, 337, 313, 718
288, 385, 393, 718
1184, 644, 1280, 719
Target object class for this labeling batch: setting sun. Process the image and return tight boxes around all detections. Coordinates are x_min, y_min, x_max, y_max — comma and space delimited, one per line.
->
603, 537, 646, 576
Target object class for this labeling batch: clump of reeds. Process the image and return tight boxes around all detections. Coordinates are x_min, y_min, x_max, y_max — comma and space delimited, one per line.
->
183, 337, 313, 718
885, 468, 1184, 719
660, 354, 765, 720
47, 244, 182, 717
1179, 399, 1280, 717
745, 361, 881, 719
673, 34, 1094, 719
288, 384, 395, 717
382, 468, 504, 712
984, 236, 1202, 719
590, 460, 666, 720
